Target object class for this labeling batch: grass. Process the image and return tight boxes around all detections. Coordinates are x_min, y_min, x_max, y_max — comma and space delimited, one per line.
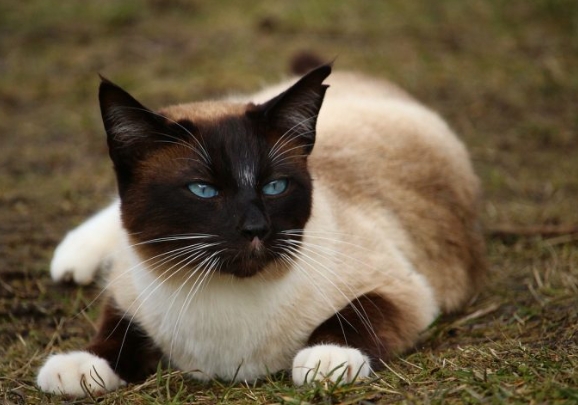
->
1, 0, 577, 403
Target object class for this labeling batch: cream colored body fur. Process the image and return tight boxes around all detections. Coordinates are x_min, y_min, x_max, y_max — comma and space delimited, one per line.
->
40, 71, 483, 396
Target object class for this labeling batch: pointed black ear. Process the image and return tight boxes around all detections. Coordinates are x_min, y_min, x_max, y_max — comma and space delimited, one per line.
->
99, 76, 164, 156
256, 64, 331, 154
99, 77, 172, 194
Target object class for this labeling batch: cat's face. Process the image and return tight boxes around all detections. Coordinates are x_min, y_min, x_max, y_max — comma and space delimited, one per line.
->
99, 66, 331, 278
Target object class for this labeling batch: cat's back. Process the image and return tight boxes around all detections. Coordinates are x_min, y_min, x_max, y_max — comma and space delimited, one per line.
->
305, 71, 486, 312
313, 71, 474, 185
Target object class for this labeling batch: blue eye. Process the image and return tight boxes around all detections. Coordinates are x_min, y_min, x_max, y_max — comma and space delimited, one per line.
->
262, 179, 288, 196
188, 182, 219, 199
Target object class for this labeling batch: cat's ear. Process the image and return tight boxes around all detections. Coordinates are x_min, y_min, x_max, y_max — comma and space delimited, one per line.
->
99, 77, 172, 190
99, 76, 166, 159
253, 64, 331, 154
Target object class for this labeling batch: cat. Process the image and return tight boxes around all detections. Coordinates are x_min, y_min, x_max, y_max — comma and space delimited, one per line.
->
37, 60, 486, 398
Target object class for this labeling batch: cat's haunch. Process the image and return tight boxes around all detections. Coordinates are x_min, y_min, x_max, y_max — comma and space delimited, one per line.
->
40, 63, 486, 397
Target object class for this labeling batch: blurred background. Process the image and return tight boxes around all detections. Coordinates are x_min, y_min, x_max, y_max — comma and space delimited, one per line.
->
1, 0, 577, 402
2, 1, 577, 231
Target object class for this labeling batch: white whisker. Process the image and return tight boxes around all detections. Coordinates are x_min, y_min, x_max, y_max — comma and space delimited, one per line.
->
277, 240, 381, 348
108, 241, 223, 366
282, 240, 382, 344
168, 251, 224, 361
75, 235, 217, 317
268, 115, 318, 160
276, 251, 349, 340
270, 142, 314, 165
281, 230, 374, 251
112, 106, 212, 165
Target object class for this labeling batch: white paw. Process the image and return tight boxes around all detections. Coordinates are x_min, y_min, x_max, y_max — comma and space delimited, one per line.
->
37, 351, 125, 397
50, 231, 106, 285
50, 201, 123, 285
292, 344, 371, 385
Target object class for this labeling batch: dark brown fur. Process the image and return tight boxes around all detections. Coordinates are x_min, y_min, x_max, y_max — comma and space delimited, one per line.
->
86, 298, 163, 383
307, 293, 409, 370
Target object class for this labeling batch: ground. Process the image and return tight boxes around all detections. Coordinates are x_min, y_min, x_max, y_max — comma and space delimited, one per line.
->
1, 1, 577, 404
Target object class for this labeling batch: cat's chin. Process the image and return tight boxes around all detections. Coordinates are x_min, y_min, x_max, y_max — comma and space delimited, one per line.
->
221, 251, 279, 278
223, 258, 270, 278
218, 239, 279, 278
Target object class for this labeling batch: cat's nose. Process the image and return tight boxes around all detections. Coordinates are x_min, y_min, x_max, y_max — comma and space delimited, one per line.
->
240, 206, 270, 241
241, 220, 270, 241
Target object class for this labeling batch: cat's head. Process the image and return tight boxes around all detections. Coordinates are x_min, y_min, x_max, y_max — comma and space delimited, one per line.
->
99, 65, 331, 278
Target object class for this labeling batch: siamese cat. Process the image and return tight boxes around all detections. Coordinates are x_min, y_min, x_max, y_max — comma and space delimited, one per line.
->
37, 61, 486, 397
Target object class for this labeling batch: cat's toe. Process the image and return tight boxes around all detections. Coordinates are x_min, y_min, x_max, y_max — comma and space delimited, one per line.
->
292, 344, 371, 385
37, 351, 125, 397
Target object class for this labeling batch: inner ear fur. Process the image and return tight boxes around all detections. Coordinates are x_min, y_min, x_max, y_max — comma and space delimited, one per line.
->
250, 64, 332, 154
99, 78, 192, 196
99, 78, 169, 165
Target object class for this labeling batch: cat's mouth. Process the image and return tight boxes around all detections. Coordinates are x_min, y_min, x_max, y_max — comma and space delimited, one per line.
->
222, 237, 276, 278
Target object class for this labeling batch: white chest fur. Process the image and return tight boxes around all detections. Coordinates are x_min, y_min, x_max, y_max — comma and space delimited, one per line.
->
127, 261, 336, 381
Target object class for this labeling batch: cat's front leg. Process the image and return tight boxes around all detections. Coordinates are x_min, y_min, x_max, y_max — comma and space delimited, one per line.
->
51, 200, 123, 285
292, 292, 435, 385
37, 297, 162, 397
